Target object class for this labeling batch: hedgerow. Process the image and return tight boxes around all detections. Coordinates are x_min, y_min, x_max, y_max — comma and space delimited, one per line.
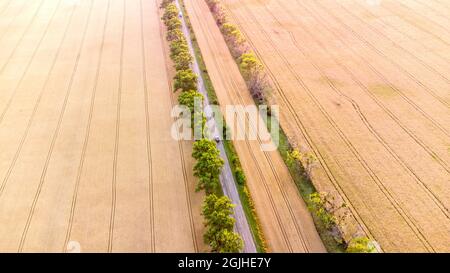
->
162, 0, 243, 253
205, 0, 268, 105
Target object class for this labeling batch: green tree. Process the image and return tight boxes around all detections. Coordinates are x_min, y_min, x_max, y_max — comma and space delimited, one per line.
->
192, 139, 223, 193
170, 39, 189, 59
160, 0, 174, 9
214, 229, 244, 253
308, 192, 336, 230
162, 3, 178, 23
202, 194, 235, 230
173, 50, 193, 71
346, 237, 376, 253
166, 28, 184, 42
286, 149, 317, 179
307, 192, 348, 232
239, 53, 263, 80
178, 90, 203, 113
192, 138, 219, 160
193, 110, 208, 140
166, 17, 182, 31
222, 23, 245, 45
174, 69, 197, 91
178, 90, 205, 135
222, 23, 238, 37
194, 152, 222, 192
222, 23, 248, 58
202, 194, 243, 253
234, 167, 246, 185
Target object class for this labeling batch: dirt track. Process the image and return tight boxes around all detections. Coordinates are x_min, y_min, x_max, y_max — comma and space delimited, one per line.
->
221, 0, 450, 252
184, 0, 326, 253
0, 0, 204, 252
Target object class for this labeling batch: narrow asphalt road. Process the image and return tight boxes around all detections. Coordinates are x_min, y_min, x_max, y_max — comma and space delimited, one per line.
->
174, 0, 257, 253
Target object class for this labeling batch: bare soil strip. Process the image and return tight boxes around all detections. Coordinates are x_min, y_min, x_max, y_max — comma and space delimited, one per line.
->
221, 0, 450, 252
0, 0, 203, 252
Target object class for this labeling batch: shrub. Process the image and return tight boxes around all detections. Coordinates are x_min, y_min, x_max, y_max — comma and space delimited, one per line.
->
239, 53, 263, 79
160, 0, 174, 9
213, 229, 244, 253
308, 192, 337, 230
221, 23, 238, 37
206, 0, 227, 26
346, 237, 376, 253
205, 0, 269, 104
173, 50, 193, 70
205, 0, 219, 11
239, 53, 267, 102
162, 3, 178, 23
166, 17, 182, 31
174, 69, 197, 91
178, 90, 203, 114
170, 39, 189, 58
308, 192, 348, 232
192, 139, 224, 193
166, 28, 184, 42
234, 167, 246, 185
202, 194, 243, 253
247, 71, 267, 104
193, 110, 208, 140
286, 149, 317, 179
221, 23, 248, 57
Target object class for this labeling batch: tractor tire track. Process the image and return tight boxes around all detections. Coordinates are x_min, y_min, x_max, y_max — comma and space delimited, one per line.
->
107, 0, 126, 253
331, 0, 450, 108
17, 0, 95, 252
192, 0, 315, 252
140, 0, 155, 253
243, 0, 435, 251
221, 0, 377, 246
0, 0, 63, 196
63, 0, 111, 253
156, 0, 198, 252
0, 0, 56, 123
272, 0, 450, 216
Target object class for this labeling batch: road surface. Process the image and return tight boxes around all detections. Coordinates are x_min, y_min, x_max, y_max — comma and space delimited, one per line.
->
184, 0, 326, 253
174, 0, 257, 253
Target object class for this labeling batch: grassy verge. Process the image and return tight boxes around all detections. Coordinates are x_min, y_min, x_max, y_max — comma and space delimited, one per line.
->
179, 1, 219, 105
222, 139, 267, 253
264, 112, 345, 253
179, 0, 267, 253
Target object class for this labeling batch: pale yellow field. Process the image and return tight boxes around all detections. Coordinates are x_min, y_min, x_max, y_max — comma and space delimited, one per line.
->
220, 0, 450, 252
0, 0, 205, 252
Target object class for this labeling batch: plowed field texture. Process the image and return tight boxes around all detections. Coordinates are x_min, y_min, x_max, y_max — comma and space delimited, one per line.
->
0, 0, 205, 252
219, 0, 450, 252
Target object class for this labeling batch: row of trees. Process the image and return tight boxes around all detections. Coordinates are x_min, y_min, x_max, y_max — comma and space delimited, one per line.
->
206, 0, 378, 253
287, 149, 377, 253
162, 0, 199, 101
308, 192, 376, 253
163, 1, 203, 132
192, 139, 224, 193
202, 193, 243, 252
205, 0, 268, 104
162, 1, 243, 253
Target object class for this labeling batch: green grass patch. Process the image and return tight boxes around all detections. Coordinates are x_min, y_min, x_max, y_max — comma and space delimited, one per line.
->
222, 139, 267, 253
263, 113, 345, 253
178, 1, 219, 105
